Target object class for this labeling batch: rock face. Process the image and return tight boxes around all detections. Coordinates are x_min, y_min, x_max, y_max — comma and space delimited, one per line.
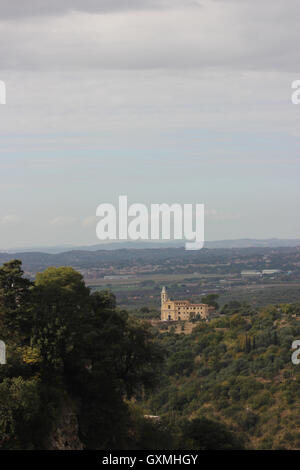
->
46, 396, 84, 450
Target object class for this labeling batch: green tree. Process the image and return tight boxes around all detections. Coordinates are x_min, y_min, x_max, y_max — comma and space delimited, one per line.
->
0, 376, 44, 449
31, 266, 90, 372
0, 261, 164, 449
201, 294, 219, 310
0, 259, 32, 341
183, 418, 244, 450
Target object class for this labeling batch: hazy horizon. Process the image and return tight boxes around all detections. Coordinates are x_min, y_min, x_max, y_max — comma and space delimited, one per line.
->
2, 237, 300, 254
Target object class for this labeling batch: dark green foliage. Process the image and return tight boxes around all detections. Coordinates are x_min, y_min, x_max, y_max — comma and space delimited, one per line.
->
0, 261, 163, 449
0, 377, 42, 449
182, 417, 244, 450
0, 260, 32, 341
1, 259, 299, 450
144, 304, 300, 450
201, 294, 219, 310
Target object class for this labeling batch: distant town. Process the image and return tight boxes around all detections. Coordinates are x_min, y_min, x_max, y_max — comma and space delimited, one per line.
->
1, 245, 300, 311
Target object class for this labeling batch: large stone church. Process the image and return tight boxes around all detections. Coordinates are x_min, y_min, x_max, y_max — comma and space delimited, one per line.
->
160, 286, 214, 321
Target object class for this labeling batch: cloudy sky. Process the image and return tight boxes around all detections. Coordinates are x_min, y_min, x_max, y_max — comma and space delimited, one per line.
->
0, 0, 300, 249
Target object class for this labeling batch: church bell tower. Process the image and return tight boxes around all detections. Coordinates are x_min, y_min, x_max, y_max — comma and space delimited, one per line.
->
161, 286, 168, 306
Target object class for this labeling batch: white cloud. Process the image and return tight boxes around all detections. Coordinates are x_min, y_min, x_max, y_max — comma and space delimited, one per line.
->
0, 1, 201, 19
0, 1, 300, 73
49, 216, 78, 226
0, 0, 298, 145
0, 0, 299, 248
206, 208, 241, 221
82, 216, 97, 228
0, 215, 18, 225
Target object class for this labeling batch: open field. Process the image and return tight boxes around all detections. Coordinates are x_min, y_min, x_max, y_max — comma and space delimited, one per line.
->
218, 283, 300, 307
86, 273, 300, 310
87, 272, 227, 287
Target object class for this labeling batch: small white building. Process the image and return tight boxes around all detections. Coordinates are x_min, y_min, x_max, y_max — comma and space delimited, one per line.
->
241, 270, 261, 277
262, 269, 281, 275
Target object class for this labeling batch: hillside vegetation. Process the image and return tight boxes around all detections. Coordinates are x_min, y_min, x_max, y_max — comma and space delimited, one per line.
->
0, 260, 299, 449
146, 303, 300, 449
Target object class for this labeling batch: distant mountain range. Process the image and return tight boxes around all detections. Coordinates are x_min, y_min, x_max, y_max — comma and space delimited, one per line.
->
206, 238, 300, 249
2, 238, 300, 254
0, 239, 299, 275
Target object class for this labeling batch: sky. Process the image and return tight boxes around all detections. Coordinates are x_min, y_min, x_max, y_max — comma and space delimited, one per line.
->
1, 0, 300, 249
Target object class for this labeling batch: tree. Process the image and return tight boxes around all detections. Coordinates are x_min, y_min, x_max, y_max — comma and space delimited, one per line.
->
31, 266, 90, 372
220, 300, 242, 315
31, 265, 162, 448
0, 259, 32, 341
72, 296, 163, 448
201, 294, 219, 310
182, 417, 244, 450
0, 376, 44, 449
0, 261, 164, 449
